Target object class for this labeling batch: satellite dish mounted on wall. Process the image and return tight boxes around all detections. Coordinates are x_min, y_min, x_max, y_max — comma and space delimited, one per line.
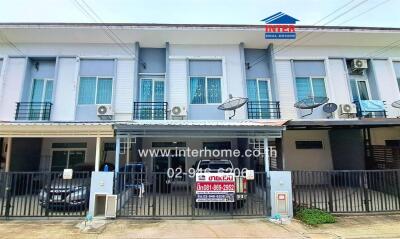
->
323, 103, 338, 118
218, 94, 248, 119
294, 96, 329, 118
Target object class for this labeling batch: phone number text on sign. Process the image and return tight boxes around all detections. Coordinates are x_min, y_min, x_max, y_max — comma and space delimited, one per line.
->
196, 173, 235, 202
196, 182, 235, 191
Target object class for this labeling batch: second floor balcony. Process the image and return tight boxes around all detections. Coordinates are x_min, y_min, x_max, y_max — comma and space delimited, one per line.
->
354, 100, 387, 118
247, 101, 281, 119
133, 102, 168, 120
15, 102, 52, 121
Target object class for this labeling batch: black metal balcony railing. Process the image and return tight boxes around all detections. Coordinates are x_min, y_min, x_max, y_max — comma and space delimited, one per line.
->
247, 101, 281, 119
133, 102, 168, 120
354, 100, 387, 118
15, 102, 52, 121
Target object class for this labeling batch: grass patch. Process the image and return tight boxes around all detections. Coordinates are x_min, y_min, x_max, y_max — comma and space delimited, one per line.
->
295, 208, 336, 226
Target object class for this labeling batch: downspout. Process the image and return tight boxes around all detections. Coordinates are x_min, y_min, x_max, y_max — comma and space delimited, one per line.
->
267, 43, 279, 101
165, 42, 170, 115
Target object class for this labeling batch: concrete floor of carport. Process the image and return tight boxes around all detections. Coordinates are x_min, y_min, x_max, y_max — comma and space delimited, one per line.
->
1, 215, 400, 238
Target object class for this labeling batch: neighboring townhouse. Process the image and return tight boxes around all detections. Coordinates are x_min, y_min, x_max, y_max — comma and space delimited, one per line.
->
0, 23, 399, 217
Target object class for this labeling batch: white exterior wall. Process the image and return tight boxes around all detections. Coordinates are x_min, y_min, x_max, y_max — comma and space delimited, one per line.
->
169, 44, 245, 119
114, 59, 135, 120
169, 58, 188, 114
0, 57, 27, 120
52, 57, 78, 120
326, 58, 351, 107
275, 60, 296, 119
372, 59, 400, 117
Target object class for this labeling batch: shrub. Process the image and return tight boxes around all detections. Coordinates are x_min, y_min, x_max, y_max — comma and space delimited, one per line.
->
295, 208, 336, 225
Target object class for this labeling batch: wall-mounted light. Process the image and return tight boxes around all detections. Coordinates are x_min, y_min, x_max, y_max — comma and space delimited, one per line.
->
34, 62, 40, 71
140, 61, 146, 69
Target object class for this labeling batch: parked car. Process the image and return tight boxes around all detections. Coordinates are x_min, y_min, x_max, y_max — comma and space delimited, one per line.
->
192, 159, 247, 209
39, 164, 93, 211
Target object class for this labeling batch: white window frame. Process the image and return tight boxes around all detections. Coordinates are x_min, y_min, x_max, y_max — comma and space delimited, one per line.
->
247, 78, 272, 101
29, 78, 54, 102
139, 77, 166, 102
189, 76, 222, 105
350, 77, 372, 101
77, 75, 114, 105
50, 148, 87, 170
295, 76, 327, 100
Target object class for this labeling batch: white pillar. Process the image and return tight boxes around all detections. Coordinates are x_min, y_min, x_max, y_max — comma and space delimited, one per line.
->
126, 138, 130, 165
263, 137, 270, 173
115, 137, 120, 173
5, 137, 12, 172
95, 137, 101, 172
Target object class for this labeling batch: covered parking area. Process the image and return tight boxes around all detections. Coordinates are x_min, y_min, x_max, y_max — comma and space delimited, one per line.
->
110, 120, 286, 218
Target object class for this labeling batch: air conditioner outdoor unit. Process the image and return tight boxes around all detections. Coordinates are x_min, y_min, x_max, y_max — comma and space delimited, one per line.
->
340, 103, 357, 115
97, 104, 114, 120
351, 59, 368, 71
170, 106, 187, 120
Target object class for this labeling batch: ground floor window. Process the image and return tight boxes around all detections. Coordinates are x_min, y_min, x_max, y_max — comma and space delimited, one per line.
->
51, 143, 86, 171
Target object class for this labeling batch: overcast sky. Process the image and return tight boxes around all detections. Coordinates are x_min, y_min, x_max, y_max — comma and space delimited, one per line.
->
0, 0, 398, 27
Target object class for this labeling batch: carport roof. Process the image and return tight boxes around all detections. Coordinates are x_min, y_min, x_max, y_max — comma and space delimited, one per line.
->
286, 118, 400, 129
113, 120, 287, 138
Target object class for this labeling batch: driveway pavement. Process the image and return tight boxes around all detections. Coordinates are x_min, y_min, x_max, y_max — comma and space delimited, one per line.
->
0, 215, 400, 238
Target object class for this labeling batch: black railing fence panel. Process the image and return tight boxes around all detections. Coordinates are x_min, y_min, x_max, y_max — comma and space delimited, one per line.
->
114, 172, 270, 218
292, 170, 400, 213
133, 102, 168, 120
0, 171, 91, 218
15, 102, 52, 121
247, 101, 281, 119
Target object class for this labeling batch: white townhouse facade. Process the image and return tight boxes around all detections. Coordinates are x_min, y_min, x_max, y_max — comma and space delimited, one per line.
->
0, 23, 399, 176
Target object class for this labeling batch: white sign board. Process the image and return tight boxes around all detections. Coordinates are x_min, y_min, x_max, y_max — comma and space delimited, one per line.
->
245, 170, 255, 180
195, 173, 235, 202
63, 169, 73, 180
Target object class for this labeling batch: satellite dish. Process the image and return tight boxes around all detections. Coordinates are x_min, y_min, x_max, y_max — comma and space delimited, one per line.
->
294, 96, 329, 118
392, 100, 400, 109
323, 103, 338, 118
218, 94, 248, 119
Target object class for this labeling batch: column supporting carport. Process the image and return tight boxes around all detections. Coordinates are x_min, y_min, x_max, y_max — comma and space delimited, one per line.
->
5, 137, 12, 172
115, 137, 120, 173
95, 137, 101, 172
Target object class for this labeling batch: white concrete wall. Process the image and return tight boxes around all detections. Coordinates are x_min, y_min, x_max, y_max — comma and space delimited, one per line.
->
52, 57, 78, 121
114, 59, 135, 120
370, 127, 400, 145
282, 130, 333, 171
275, 60, 296, 119
372, 59, 400, 118
0, 57, 27, 120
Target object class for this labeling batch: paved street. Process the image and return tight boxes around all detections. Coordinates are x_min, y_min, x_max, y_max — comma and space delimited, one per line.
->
1, 215, 400, 238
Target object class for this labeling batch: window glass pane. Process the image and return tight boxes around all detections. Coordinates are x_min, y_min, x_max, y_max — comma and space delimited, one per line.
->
246, 80, 258, 101
258, 80, 270, 100
154, 81, 165, 102
350, 79, 359, 102
51, 151, 68, 171
207, 78, 222, 103
357, 81, 369, 100
190, 77, 206, 104
295, 77, 311, 101
31, 79, 44, 102
78, 77, 96, 104
96, 78, 113, 104
312, 78, 327, 98
140, 79, 153, 101
68, 151, 85, 168
44, 80, 53, 102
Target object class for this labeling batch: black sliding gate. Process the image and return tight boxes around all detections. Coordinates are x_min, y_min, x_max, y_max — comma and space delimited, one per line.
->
292, 170, 400, 213
114, 172, 270, 218
0, 172, 91, 218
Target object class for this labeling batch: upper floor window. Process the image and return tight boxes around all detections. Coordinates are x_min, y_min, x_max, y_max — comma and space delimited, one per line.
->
293, 60, 327, 101
189, 60, 222, 104
78, 59, 115, 105
350, 78, 370, 101
140, 78, 165, 102
78, 77, 112, 104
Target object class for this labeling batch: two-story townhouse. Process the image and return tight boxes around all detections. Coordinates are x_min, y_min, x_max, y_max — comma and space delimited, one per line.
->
0, 23, 399, 217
